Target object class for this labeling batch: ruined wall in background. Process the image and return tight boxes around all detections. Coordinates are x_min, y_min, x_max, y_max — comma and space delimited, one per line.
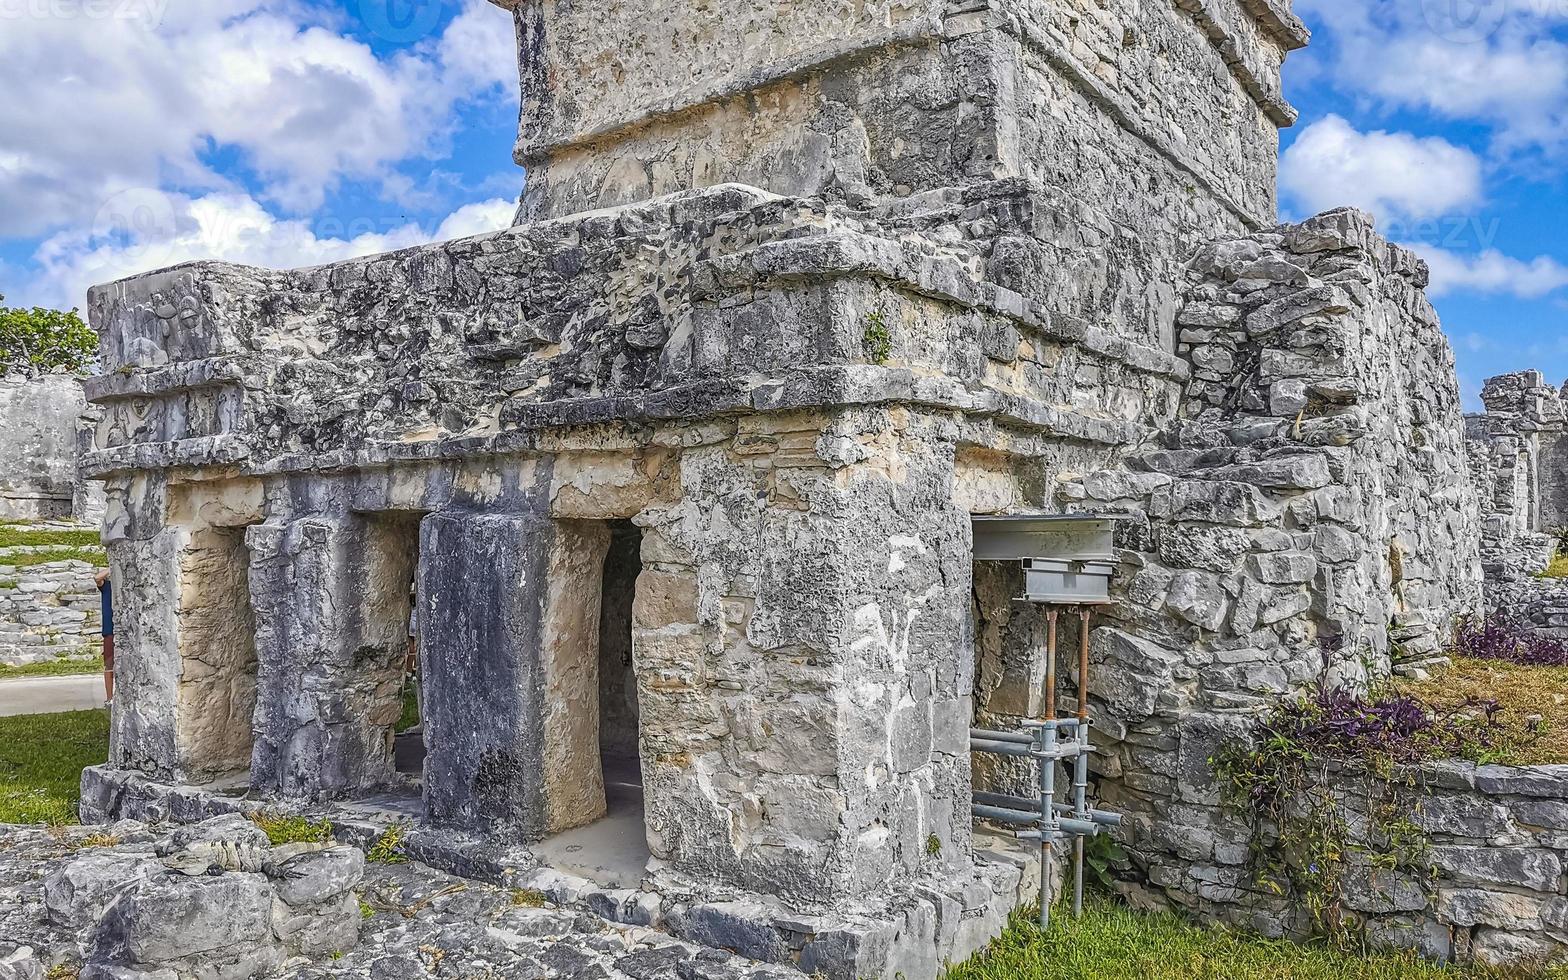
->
1465, 371, 1565, 583
0, 375, 103, 522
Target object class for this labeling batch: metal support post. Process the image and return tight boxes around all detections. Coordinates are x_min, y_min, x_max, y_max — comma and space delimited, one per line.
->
1073, 606, 1092, 917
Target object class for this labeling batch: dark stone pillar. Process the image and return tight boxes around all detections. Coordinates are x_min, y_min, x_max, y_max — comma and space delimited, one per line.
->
247, 517, 411, 800
420, 513, 541, 839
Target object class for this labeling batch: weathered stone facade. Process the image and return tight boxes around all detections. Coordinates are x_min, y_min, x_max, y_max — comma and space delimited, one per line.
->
55, 0, 1561, 974
0, 546, 102, 669
0, 375, 104, 523
1466, 371, 1567, 584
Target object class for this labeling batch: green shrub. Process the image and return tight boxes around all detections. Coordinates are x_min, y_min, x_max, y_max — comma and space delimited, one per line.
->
0, 296, 96, 377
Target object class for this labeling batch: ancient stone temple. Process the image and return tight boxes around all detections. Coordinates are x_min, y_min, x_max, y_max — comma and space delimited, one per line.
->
71, 0, 1508, 973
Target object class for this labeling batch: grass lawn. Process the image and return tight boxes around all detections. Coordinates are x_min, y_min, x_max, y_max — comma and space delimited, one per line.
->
0, 546, 107, 569
948, 903, 1566, 980
1401, 657, 1568, 765
0, 708, 108, 824
0, 655, 103, 680
0, 527, 103, 549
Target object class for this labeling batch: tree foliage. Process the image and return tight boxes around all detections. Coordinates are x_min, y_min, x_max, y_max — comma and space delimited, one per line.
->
0, 294, 97, 377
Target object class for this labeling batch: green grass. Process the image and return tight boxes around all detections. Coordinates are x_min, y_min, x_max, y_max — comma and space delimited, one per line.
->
398, 679, 420, 733
0, 547, 107, 569
0, 528, 102, 549
0, 708, 108, 825
0, 655, 102, 680
946, 903, 1564, 980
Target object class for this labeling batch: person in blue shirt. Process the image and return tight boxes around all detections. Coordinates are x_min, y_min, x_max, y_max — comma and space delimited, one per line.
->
95, 568, 114, 706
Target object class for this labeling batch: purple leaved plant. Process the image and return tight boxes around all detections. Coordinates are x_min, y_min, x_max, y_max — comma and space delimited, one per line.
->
1456, 616, 1568, 667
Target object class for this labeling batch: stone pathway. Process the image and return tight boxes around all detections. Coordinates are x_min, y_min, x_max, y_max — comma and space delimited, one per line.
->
0, 675, 104, 717
0, 818, 800, 980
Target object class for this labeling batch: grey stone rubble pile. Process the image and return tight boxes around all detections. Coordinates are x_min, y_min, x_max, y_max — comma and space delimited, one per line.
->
0, 814, 798, 980
0, 522, 104, 668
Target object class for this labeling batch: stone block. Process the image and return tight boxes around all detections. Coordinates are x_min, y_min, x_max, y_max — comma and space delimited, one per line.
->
1151, 481, 1282, 528
1436, 888, 1545, 930
1165, 571, 1229, 632
1249, 552, 1317, 584
1428, 845, 1563, 892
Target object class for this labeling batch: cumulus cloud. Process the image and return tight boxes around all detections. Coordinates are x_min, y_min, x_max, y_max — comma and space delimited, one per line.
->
0, 0, 516, 237
29, 190, 514, 311
433, 197, 515, 240
1419, 246, 1568, 299
1280, 116, 1485, 224
1292, 1, 1568, 158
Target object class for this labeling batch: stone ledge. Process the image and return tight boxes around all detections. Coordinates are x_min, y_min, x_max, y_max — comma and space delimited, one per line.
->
78, 366, 1154, 480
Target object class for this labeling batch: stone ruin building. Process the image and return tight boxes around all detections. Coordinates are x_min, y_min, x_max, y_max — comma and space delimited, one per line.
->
0, 375, 107, 668
62, 0, 1568, 974
1466, 370, 1568, 642
0, 374, 101, 523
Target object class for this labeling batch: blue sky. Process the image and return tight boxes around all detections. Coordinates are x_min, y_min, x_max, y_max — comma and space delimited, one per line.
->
0, 0, 1563, 408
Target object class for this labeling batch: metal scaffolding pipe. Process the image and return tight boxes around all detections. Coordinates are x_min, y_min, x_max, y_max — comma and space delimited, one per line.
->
1039, 719, 1057, 929
1074, 606, 1092, 918
969, 738, 1039, 759
971, 803, 1044, 826
972, 791, 1121, 826
970, 727, 1033, 745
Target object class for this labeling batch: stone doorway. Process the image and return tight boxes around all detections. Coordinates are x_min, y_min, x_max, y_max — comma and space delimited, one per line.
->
534, 519, 649, 887
176, 525, 258, 786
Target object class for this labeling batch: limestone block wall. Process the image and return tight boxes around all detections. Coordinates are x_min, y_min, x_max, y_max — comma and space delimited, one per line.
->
497, 0, 1305, 346
1323, 763, 1568, 966
1049, 208, 1483, 931
0, 550, 102, 668
0, 375, 100, 521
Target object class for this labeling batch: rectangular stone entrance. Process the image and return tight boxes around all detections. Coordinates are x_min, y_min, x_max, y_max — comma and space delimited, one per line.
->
534, 519, 650, 887
175, 525, 258, 785
419, 513, 651, 867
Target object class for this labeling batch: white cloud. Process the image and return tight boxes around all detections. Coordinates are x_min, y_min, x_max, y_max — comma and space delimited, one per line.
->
1292, 1, 1568, 158
433, 197, 514, 239
1419, 245, 1568, 299
0, 0, 516, 237
29, 190, 514, 311
1280, 116, 1485, 224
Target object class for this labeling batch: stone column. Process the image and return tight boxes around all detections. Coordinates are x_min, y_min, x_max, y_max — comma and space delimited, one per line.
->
635, 411, 975, 906
103, 527, 184, 782
247, 517, 411, 800
417, 512, 612, 841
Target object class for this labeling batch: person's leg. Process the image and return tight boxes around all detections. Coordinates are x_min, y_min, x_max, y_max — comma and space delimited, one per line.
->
103, 634, 114, 704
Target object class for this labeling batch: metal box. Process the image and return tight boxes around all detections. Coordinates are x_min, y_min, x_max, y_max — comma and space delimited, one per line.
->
971, 514, 1124, 606
1023, 558, 1117, 604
